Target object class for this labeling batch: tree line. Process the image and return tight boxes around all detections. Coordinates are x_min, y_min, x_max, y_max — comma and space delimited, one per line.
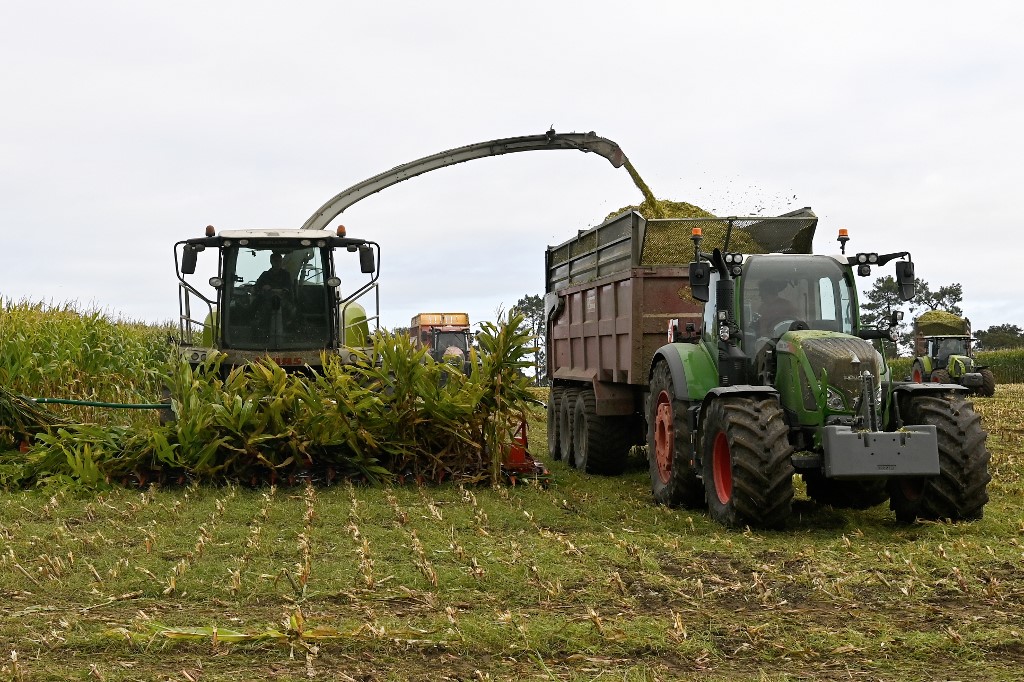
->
861, 276, 1023, 353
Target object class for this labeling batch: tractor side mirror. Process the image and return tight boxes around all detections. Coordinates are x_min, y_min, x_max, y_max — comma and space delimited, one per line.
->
359, 245, 376, 274
181, 244, 199, 274
689, 261, 711, 302
895, 261, 915, 301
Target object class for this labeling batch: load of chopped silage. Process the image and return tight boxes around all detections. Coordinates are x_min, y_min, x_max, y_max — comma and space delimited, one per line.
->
916, 310, 969, 336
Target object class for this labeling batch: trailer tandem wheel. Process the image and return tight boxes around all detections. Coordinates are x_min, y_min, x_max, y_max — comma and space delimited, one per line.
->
546, 386, 563, 460
572, 389, 627, 475
558, 388, 579, 465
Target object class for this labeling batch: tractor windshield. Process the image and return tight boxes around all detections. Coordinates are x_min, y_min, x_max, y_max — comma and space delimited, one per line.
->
221, 243, 332, 350
435, 331, 470, 353
930, 337, 969, 359
740, 255, 855, 350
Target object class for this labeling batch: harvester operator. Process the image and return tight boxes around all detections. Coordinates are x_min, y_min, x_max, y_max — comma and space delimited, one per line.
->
256, 253, 292, 291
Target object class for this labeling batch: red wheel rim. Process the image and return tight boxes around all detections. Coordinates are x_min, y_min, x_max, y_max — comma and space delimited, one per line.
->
712, 431, 732, 503
654, 391, 673, 484
912, 368, 922, 382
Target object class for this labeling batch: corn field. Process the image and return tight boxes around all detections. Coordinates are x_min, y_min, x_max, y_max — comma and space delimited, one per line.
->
2, 299, 1024, 679
0, 299, 537, 489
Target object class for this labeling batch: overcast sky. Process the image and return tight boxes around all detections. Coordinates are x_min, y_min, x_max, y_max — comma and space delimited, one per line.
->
2, 2, 1021, 334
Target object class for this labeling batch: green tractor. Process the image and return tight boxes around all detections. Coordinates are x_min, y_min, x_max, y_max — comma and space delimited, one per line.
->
911, 311, 995, 397
649, 228, 990, 527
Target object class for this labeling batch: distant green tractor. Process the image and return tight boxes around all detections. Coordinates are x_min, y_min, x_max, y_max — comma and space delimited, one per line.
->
911, 311, 995, 397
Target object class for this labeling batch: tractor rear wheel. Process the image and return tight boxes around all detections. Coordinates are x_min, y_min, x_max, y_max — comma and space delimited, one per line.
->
646, 361, 704, 508
547, 386, 563, 460
911, 361, 928, 383
558, 388, 579, 465
888, 394, 990, 523
804, 473, 889, 509
701, 396, 794, 529
979, 369, 996, 397
572, 389, 627, 475
931, 368, 951, 384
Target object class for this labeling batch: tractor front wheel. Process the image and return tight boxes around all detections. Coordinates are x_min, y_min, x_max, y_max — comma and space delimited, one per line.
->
979, 369, 996, 397
888, 394, 991, 523
701, 396, 794, 529
646, 361, 704, 508
931, 368, 951, 384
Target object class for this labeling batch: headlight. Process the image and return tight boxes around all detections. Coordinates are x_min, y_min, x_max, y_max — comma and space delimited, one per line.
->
826, 387, 847, 411
719, 327, 731, 341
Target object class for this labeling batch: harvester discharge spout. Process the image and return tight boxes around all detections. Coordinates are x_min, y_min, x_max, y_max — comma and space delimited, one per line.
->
300, 129, 627, 231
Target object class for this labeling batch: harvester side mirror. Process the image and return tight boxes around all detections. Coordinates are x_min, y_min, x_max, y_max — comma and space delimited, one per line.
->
689, 262, 711, 303
181, 245, 199, 274
895, 261, 915, 301
358, 245, 376, 274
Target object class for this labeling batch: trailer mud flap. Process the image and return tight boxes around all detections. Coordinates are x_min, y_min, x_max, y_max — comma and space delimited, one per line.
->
822, 425, 939, 478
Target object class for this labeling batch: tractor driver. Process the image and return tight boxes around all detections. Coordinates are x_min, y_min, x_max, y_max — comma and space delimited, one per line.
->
756, 278, 800, 337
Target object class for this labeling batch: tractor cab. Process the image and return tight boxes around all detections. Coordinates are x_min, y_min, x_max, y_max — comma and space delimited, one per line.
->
737, 253, 857, 351
926, 336, 972, 366
173, 226, 380, 371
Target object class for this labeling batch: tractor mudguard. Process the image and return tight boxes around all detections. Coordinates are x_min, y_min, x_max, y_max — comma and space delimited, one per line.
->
700, 385, 781, 414
651, 342, 718, 402
890, 381, 968, 397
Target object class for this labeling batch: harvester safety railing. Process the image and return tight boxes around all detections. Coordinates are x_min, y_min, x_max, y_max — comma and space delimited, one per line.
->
178, 280, 215, 345
340, 280, 380, 346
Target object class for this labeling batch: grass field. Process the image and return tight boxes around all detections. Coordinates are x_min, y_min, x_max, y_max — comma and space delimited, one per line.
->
2, 385, 1023, 681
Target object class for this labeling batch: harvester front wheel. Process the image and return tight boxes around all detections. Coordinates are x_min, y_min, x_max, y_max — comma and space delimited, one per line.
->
979, 369, 996, 397
573, 390, 627, 475
547, 386, 563, 460
888, 394, 990, 523
646, 361, 703, 508
558, 388, 578, 465
701, 396, 794, 529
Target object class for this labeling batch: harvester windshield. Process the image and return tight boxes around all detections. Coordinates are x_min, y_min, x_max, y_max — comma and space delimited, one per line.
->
740, 255, 856, 347
222, 243, 331, 351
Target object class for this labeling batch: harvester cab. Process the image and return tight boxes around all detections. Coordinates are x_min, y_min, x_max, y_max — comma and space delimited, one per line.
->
173, 225, 381, 372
